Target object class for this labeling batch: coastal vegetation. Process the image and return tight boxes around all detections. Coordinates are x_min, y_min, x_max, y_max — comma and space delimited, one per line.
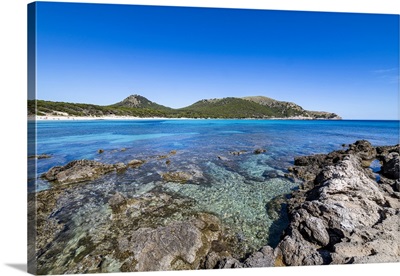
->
28, 94, 341, 119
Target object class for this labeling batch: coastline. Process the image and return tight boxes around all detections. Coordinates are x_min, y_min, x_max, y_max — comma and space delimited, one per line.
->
29, 115, 342, 121
29, 115, 192, 121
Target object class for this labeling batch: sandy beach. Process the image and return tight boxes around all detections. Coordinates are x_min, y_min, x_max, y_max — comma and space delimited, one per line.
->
29, 115, 193, 121
28, 115, 326, 121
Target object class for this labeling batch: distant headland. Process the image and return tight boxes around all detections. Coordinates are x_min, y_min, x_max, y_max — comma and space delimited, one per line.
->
28, 94, 341, 120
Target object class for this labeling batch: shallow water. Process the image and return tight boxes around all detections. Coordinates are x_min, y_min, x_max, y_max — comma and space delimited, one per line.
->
30, 119, 399, 260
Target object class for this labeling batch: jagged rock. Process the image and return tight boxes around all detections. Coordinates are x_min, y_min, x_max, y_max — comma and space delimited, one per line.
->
216, 257, 243, 268
279, 141, 400, 266
299, 215, 330, 246
204, 251, 221, 269
243, 246, 275, 267
41, 160, 115, 184
381, 152, 399, 180
278, 233, 325, 266
347, 140, 376, 162
376, 144, 399, 159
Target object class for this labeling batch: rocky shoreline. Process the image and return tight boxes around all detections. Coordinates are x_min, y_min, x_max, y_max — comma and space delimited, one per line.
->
30, 140, 399, 273
276, 140, 400, 265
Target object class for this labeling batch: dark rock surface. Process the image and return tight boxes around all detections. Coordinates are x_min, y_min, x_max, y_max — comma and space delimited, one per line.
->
243, 246, 276, 267
380, 152, 399, 180
254, 148, 267, 154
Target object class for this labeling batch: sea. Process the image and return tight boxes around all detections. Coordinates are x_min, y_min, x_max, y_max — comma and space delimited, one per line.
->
28, 119, 399, 253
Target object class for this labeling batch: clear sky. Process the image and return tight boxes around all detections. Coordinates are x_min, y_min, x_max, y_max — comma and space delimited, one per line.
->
33, 2, 399, 119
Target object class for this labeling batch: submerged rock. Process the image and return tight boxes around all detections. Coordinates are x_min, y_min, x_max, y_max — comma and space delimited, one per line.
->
127, 159, 145, 168
34, 184, 239, 274
28, 154, 52, 159
217, 155, 229, 161
116, 213, 223, 271
229, 150, 247, 156
41, 160, 116, 185
254, 148, 266, 154
161, 171, 193, 183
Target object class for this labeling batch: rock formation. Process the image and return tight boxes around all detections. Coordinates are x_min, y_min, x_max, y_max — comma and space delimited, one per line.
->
277, 141, 400, 265
41, 160, 116, 185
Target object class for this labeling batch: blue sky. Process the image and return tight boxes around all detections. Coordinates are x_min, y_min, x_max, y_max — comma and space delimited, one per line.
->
34, 2, 399, 119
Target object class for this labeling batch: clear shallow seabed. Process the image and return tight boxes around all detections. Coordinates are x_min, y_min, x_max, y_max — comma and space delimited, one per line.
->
29, 119, 400, 255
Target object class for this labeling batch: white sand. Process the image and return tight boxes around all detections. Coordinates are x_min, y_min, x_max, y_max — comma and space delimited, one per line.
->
29, 115, 193, 121
27, 115, 336, 121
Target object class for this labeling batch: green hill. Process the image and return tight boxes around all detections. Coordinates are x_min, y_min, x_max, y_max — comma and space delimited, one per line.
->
178, 97, 277, 118
28, 94, 341, 119
243, 96, 340, 119
111, 94, 172, 112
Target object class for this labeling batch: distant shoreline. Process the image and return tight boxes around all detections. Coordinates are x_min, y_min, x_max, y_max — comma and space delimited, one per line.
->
28, 115, 343, 121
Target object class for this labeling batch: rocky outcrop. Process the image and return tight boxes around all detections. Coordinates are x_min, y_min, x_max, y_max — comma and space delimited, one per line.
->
41, 160, 116, 185
278, 141, 400, 266
41, 158, 147, 185
380, 152, 399, 180
243, 246, 276, 267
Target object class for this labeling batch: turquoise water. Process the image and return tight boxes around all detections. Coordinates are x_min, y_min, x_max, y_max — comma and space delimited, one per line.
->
29, 119, 399, 253
31, 120, 399, 187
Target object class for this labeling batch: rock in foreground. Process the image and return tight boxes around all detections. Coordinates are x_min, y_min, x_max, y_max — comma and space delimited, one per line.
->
278, 141, 400, 266
41, 160, 116, 184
